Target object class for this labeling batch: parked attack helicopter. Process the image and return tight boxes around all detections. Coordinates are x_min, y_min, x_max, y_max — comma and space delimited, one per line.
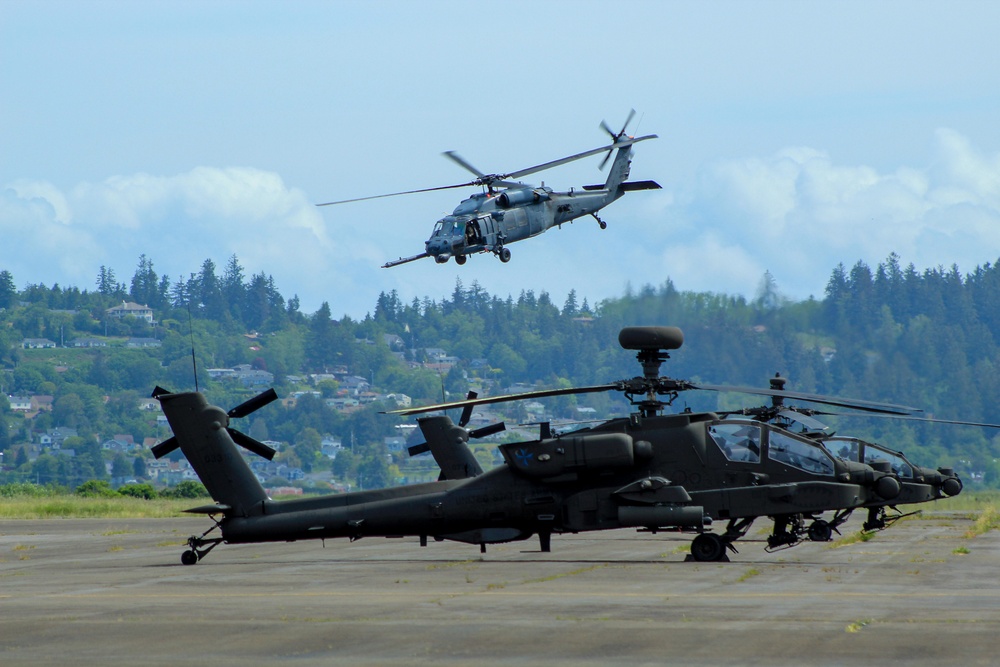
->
150, 326, 961, 566
715, 373, 988, 546
317, 111, 660, 268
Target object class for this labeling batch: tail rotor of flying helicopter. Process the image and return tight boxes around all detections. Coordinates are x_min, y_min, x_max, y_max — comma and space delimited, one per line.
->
599, 108, 637, 169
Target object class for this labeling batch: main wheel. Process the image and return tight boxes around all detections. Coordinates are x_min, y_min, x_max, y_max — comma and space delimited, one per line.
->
690, 533, 725, 562
455, 255, 467, 265
181, 550, 199, 566
808, 519, 833, 542
499, 247, 511, 263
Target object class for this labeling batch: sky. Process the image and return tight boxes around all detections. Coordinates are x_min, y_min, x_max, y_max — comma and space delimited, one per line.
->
3, 0, 1000, 319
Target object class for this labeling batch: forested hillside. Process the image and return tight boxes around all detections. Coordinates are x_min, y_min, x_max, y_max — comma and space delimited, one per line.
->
2, 250, 999, 490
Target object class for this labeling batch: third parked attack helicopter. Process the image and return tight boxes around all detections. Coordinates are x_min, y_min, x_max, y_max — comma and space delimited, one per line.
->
317, 111, 660, 267
153, 325, 967, 565
715, 373, 986, 546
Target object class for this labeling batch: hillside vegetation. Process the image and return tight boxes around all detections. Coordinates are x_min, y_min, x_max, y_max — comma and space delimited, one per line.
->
2, 250, 1000, 491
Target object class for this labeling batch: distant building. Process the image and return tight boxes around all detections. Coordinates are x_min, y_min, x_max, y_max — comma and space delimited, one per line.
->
22, 338, 56, 349
106, 301, 154, 323
126, 337, 161, 348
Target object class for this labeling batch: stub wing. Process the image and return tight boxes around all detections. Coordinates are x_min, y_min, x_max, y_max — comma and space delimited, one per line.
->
382, 252, 430, 268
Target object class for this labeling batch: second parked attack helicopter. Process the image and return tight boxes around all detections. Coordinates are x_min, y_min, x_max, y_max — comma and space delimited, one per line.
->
151, 325, 970, 566
317, 111, 660, 267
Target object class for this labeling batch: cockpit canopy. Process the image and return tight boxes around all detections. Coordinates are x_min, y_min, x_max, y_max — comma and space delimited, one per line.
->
707, 419, 836, 476
825, 436, 914, 478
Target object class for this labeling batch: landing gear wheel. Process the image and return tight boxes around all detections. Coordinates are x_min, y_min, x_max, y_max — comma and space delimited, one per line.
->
455, 255, 467, 265
181, 550, 199, 566
808, 519, 833, 542
691, 533, 725, 562
499, 247, 511, 263
598, 220, 607, 230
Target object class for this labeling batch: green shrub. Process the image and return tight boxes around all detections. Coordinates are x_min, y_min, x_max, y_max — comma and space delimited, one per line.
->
0, 482, 64, 498
161, 481, 209, 499
118, 482, 158, 499
75, 480, 119, 498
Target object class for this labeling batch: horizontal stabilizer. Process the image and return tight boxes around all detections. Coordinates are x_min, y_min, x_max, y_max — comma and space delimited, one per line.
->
582, 180, 661, 192
183, 503, 232, 515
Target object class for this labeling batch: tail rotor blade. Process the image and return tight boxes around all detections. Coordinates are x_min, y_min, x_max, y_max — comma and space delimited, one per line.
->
459, 391, 478, 427
228, 428, 277, 461
228, 388, 279, 420
468, 422, 506, 439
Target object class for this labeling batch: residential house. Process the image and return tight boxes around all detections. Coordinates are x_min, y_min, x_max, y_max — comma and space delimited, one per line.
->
106, 301, 154, 323
22, 338, 56, 349
126, 337, 161, 348
7, 396, 32, 412
70, 337, 107, 348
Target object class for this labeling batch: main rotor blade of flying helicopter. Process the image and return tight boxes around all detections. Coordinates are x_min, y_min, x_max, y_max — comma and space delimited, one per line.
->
385, 383, 619, 418
316, 181, 480, 207
693, 383, 921, 415
502, 135, 658, 181
442, 151, 487, 178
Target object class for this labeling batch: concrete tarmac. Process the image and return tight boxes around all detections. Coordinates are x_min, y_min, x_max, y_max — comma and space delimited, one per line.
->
1, 511, 997, 666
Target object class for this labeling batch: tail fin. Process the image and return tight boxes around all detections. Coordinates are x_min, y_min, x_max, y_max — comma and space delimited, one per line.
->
409, 415, 484, 480
154, 391, 269, 517
603, 143, 635, 193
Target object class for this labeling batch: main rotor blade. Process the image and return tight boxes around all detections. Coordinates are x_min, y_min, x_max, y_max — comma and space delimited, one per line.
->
503, 135, 657, 181
811, 410, 1000, 429
317, 181, 478, 206
693, 383, 921, 415
442, 151, 487, 178
385, 383, 618, 417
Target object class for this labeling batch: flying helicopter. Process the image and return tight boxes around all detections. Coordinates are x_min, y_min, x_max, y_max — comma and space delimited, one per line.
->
317, 111, 660, 267
150, 325, 970, 566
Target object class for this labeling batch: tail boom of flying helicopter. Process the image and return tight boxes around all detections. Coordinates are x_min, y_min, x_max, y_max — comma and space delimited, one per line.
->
151, 326, 972, 566
318, 113, 661, 268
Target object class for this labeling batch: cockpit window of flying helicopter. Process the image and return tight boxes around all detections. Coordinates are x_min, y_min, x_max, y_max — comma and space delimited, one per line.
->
708, 422, 761, 463
768, 430, 835, 475
432, 217, 463, 238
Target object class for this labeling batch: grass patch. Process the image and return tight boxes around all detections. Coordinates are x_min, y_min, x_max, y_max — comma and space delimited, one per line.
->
953, 546, 970, 555
829, 531, 874, 549
963, 505, 1000, 538
736, 567, 760, 583
845, 618, 874, 633
0, 496, 200, 519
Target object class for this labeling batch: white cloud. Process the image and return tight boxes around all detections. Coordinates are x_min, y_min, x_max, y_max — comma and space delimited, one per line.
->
1, 167, 342, 308
668, 129, 1000, 300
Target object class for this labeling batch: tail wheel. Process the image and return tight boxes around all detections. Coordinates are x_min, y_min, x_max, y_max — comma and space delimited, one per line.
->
181, 550, 199, 566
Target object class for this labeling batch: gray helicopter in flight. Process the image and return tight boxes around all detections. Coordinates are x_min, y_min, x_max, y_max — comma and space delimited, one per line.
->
317, 111, 660, 267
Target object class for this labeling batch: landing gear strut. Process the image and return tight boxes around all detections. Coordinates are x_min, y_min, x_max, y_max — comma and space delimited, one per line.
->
591, 212, 608, 229
181, 516, 224, 565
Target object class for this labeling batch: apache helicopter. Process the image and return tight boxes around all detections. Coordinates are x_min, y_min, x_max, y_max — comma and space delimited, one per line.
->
717, 373, 983, 545
149, 325, 963, 566
317, 111, 660, 268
